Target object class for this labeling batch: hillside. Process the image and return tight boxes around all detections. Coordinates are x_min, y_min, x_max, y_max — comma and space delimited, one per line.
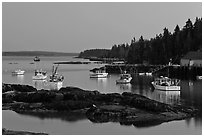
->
78, 49, 110, 58
2, 51, 79, 56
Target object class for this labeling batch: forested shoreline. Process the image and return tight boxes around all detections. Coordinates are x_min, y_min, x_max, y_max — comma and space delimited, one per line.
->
2, 51, 79, 57
79, 18, 202, 65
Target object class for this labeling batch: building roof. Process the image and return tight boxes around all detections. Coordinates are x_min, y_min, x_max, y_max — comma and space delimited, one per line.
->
182, 51, 202, 60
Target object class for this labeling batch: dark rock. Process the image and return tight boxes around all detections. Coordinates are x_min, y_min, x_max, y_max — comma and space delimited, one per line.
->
15, 110, 87, 122
59, 86, 84, 92
2, 83, 37, 93
2, 91, 16, 103
2, 83, 198, 127
60, 86, 100, 101
2, 84, 13, 93
9, 102, 45, 111
121, 92, 177, 113
55, 93, 64, 101
93, 93, 122, 104
44, 100, 93, 111
2, 128, 48, 135
13, 91, 57, 103
132, 119, 163, 128
86, 104, 194, 127
12, 84, 37, 92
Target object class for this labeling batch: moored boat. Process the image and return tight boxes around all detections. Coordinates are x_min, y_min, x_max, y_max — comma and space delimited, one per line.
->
138, 72, 145, 76
116, 71, 132, 84
34, 56, 40, 62
90, 68, 108, 78
196, 75, 202, 80
32, 56, 47, 80
32, 70, 47, 80
12, 69, 25, 75
145, 72, 152, 76
151, 76, 180, 91
49, 65, 64, 90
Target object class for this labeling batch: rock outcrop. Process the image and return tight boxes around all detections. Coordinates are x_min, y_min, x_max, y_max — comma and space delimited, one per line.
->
2, 83, 198, 127
2, 128, 48, 135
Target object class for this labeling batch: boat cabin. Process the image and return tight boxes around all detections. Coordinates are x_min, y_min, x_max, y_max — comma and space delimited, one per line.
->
120, 74, 131, 80
154, 77, 180, 86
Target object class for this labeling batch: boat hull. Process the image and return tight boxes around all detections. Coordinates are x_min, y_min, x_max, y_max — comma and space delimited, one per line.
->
116, 77, 132, 84
146, 72, 152, 76
32, 75, 47, 80
90, 73, 108, 78
139, 72, 152, 76
138, 73, 145, 76
12, 71, 25, 75
151, 82, 180, 91
49, 81, 63, 90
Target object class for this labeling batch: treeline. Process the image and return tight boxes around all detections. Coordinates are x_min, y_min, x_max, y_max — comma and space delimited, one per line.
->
79, 17, 202, 65
3, 51, 79, 56
126, 17, 202, 64
78, 49, 110, 58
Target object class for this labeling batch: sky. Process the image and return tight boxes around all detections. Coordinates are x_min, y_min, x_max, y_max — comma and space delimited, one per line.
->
2, 2, 202, 53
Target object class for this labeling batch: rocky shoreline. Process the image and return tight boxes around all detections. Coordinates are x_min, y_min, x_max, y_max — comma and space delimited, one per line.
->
2, 128, 48, 135
2, 83, 199, 131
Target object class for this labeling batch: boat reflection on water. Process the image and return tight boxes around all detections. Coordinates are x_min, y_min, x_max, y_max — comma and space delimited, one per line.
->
11, 75, 25, 84
151, 90, 180, 105
117, 83, 132, 91
130, 75, 180, 105
90, 77, 108, 87
16, 75, 24, 84
32, 80, 48, 90
180, 80, 202, 109
14, 110, 87, 122
96, 77, 108, 83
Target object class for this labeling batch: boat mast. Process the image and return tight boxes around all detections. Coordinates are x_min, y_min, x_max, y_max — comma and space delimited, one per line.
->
118, 65, 123, 74
53, 64, 59, 75
168, 58, 172, 78
51, 65, 55, 76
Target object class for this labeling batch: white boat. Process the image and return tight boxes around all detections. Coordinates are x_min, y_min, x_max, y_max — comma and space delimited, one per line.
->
49, 65, 64, 90
32, 70, 47, 80
49, 81, 63, 90
12, 69, 25, 75
138, 72, 145, 76
139, 72, 152, 76
90, 70, 108, 78
34, 56, 40, 62
196, 75, 202, 80
90, 68, 108, 78
116, 73, 132, 84
145, 72, 152, 76
151, 76, 180, 91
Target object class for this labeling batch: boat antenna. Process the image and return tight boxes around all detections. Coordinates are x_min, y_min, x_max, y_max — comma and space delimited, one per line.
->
168, 58, 172, 77
52, 65, 55, 75
118, 65, 123, 74
53, 64, 59, 75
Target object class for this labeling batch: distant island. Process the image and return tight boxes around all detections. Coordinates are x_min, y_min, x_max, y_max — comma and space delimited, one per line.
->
2, 51, 79, 57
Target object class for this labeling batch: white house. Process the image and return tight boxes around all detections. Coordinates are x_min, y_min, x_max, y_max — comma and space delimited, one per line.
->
180, 51, 202, 67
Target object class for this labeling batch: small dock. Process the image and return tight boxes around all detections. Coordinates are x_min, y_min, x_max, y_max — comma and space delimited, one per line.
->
100, 64, 202, 80
104, 64, 162, 74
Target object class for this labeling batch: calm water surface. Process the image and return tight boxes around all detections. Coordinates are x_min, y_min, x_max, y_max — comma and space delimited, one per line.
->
2, 56, 202, 135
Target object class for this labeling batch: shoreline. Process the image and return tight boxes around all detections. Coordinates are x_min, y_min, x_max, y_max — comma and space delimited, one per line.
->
2, 83, 199, 134
2, 128, 48, 135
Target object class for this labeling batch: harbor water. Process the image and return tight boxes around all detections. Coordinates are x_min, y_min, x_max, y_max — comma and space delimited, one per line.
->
2, 56, 202, 135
